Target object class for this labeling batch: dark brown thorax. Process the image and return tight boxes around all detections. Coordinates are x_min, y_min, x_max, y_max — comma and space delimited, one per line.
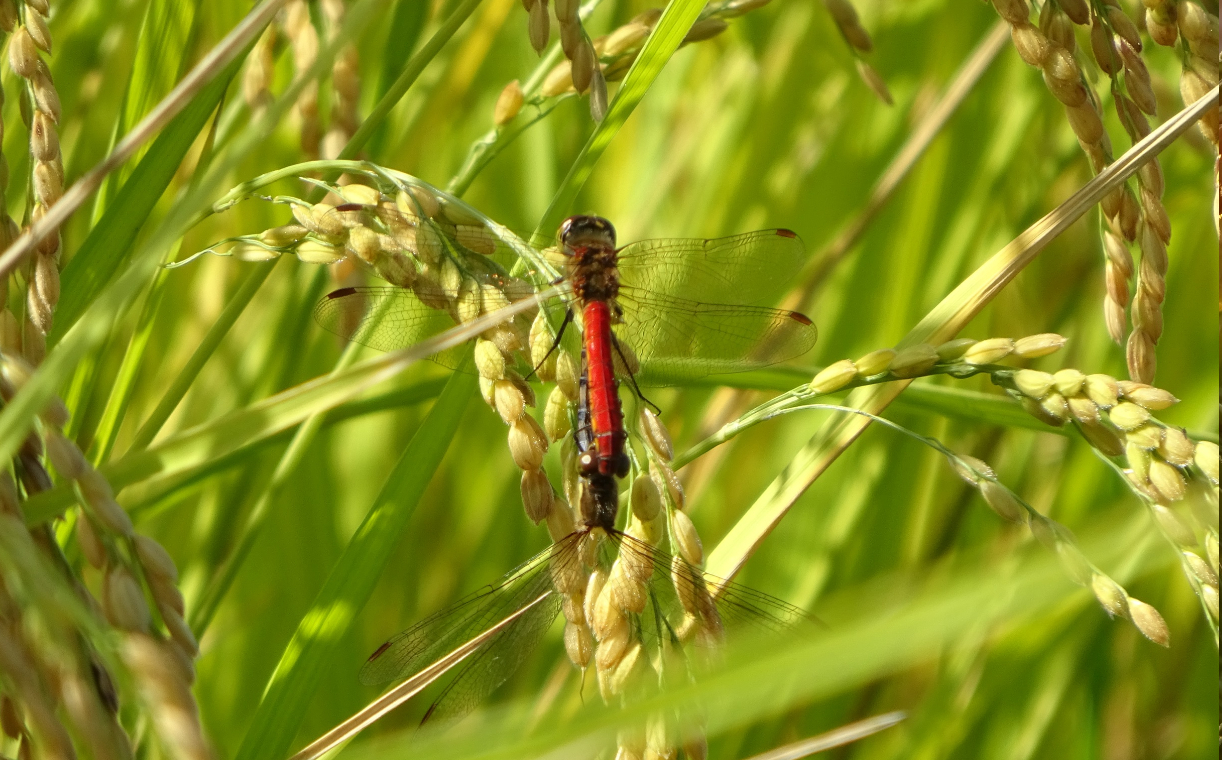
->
559, 215, 620, 305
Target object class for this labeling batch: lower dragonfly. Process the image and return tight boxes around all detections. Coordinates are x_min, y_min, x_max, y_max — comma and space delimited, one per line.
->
360, 360, 809, 725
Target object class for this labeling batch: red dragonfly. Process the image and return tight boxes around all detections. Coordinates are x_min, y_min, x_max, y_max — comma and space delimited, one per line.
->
359, 476, 810, 726
315, 210, 819, 477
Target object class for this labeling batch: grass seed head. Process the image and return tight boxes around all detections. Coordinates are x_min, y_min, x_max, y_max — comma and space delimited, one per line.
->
1075, 422, 1119, 459
43, 428, 86, 480
854, 60, 893, 105
1203, 585, 1219, 620
521, 468, 554, 523
602, 22, 650, 56
494, 80, 524, 126
1183, 551, 1217, 587
493, 379, 526, 423
1126, 423, 1163, 450
542, 59, 574, 97
964, 337, 1014, 364
1053, 369, 1085, 396
375, 252, 415, 287
652, 462, 685, 510
810, 359, 857, 393
134, 535, 179, 584
631, 475, 663, 523
528, 314, 559, 381
1036, 395, 1065, 425
606, 641, 644, 697
1120, 383, 1177, 410
854, 347, 895, 376
8, 26, 38, 78
1109, 401, 1151, 430
1089, 15, 1119, 74
585, 568, 608, 627
1127, 597, 1169, 646
509, 417, 547, 471
888, 344, 939, 377
951, 454, 995, 484
571, 38, 595, 94
1126, 441, 1151, 484
1091, 573, 1128, 617
609, 566, 648, 615
670, 509, 704, 566
1157, 428, 1194, 467
979, 479, 1025, 522
562, 590, 585, 625
564, 621, 593, 667
547, 497, 576, 541
684, 17, 729, 44
1011, 22, 1051, 66
1148, 458, 1186, 502
992, 0, 1030, 25
544, 387, 572, 441
556, 350, 580, 401
824, 0, 873, 52
103, 568, 151, 632
474, 338, 506, 380
1193, 441, 1219, 484
935, 338, 976, 361
1083, 374, 1119, 407
639, 408, 673, 461
76, 514, 106, 569
1013, 369, 1054, 399
1013, 332, 1066, 358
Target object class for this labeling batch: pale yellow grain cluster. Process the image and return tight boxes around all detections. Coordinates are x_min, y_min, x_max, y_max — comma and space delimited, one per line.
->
807, 332, 1066, 395
822, 0, 891, 104
0, 352, 213, 758
516, 2, 761, 125
951, 452, 1176, 646
237, 182, 561, 524
1145, 0, 1220, 146
320, 0, 360, 160
285, 0, 321, 158
523, 0, 610, 119
0, 5, 20, 361
992, 0, 1187, 384
242, 24, 277, 113
4, 0, 64, 365
601, 412, 715, 759
1005, 365, 1219, 627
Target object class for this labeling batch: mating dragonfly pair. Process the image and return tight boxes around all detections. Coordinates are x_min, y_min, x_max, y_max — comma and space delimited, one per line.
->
313, 202, 819, 723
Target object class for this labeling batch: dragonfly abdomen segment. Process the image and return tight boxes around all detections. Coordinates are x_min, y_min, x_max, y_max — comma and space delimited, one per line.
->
581, 300, 629, 479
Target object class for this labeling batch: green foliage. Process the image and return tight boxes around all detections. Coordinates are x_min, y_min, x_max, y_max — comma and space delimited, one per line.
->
1, 0, 1215, 758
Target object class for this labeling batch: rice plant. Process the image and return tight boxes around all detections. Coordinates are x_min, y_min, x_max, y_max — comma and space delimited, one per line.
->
0, 0, 1215, 758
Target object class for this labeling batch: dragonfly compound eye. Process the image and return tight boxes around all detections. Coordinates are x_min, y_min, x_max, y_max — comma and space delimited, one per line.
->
559, 215, 617, 250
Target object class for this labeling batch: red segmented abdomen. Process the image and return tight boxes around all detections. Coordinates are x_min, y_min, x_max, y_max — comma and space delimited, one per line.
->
582, 300, 628, 478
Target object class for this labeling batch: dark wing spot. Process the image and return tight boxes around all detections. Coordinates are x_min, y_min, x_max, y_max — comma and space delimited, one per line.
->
369, 641, 392, 661
334, 202, 365, 212
788, 311, 813, 325
776, 229, 798, 239
327, 287, 358, 299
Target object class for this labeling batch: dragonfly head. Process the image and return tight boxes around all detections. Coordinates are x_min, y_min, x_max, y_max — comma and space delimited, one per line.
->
559, 215, 616, 254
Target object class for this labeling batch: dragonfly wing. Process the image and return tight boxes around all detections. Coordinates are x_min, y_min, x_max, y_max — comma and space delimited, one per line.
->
423, 585, 563, 725
615, 288, 817, 384
314, 285, 464, 363
615, 230, 807, 307
361, 536, 580, 727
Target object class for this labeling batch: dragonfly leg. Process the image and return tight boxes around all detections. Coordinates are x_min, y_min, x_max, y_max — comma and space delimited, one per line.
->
611, 333, 660, 415
525, 308, 574, 382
